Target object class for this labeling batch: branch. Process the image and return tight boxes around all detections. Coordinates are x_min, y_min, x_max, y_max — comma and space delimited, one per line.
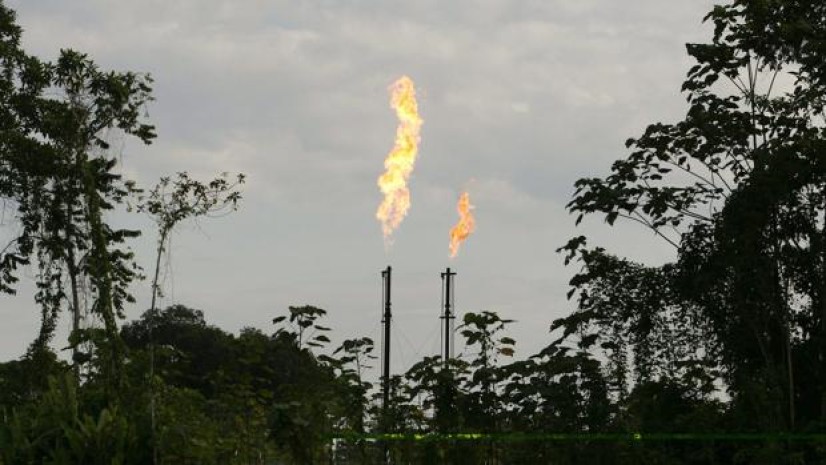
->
0, 236, 20, 256
617, 212, 680, 249
663, 159, 719, 191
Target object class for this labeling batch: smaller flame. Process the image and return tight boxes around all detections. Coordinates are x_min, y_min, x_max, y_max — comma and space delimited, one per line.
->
449, 192, 475, 258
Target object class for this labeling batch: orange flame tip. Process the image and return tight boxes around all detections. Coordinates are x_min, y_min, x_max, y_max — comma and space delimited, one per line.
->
449, 191, 475, 258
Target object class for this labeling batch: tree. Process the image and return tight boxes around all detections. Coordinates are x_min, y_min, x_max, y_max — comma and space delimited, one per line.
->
137, 171, 244, 464
0, 0, 154, 399
561, 0, 826, 460
320, 337, 376, 464
270, 305, 341, 464
49, 50, 154, 393
139, 171, 244, 317
458, 312, 515, 463
273, 305, 332, 351
0, 2, 49, 296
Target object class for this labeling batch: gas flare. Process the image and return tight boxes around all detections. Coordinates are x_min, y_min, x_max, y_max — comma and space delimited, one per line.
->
376, 76, 423, 244
449, 192, 475, 258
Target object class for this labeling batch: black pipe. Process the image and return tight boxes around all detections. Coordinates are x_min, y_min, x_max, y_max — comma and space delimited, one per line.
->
441, 267, 456, 363
382, 266, 392, 412
381, 266, 392, 464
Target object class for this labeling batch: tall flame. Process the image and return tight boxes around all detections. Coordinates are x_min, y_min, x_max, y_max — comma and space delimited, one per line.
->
376, 76, 423, 243
449, 192, 475, 258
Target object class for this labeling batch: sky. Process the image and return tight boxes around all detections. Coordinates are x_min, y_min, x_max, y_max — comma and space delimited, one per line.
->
1, 0, 717, 376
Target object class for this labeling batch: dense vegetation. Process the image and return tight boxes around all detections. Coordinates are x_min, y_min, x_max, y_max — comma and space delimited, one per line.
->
2, 0, 826, 463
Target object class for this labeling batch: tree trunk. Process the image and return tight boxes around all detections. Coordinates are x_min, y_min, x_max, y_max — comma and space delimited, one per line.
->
64, 197, 82, 381
817, 203, 826, 465
66, 241, 81, 378
149, 227, 168, 465
80, 150, 123, 399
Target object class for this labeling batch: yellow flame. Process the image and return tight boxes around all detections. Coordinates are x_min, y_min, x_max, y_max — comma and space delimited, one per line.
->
376, 76, 423, 243
449, 192, 475, 258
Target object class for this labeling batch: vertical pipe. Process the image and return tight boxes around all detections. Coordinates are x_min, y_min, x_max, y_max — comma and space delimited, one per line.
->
382, 266, 392, 412
381, 266, 392, 464
441, 268, 456, 364
445, 267, 451, 362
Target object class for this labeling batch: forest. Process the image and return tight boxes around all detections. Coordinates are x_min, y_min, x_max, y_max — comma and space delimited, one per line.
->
2, 0, 826, 463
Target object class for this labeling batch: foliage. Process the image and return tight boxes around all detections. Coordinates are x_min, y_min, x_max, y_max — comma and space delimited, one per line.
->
555, 0, 826, 462
3, 0, 826, 463
0, 373, 140, 465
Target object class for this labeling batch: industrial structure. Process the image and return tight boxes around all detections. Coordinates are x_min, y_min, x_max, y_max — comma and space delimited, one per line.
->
440, 267, 456, 364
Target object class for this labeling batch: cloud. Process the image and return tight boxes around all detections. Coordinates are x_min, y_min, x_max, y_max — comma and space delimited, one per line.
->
3, 0, 715, 371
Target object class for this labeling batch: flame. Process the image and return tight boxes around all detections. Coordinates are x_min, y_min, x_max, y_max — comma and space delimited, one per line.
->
449, 191, 475, 258
376, 76, 423, 243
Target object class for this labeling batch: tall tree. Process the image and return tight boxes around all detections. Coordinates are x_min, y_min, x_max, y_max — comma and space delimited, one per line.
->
44, 50, 154, 393
0, 1, 154, 394
138, 171, 244, 464
561, 0, 826, 448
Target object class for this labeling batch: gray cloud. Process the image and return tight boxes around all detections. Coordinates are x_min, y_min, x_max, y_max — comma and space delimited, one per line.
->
3, 0, 714, 374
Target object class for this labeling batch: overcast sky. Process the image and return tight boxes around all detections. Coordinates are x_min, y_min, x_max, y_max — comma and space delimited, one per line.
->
2, 0, 717, 376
